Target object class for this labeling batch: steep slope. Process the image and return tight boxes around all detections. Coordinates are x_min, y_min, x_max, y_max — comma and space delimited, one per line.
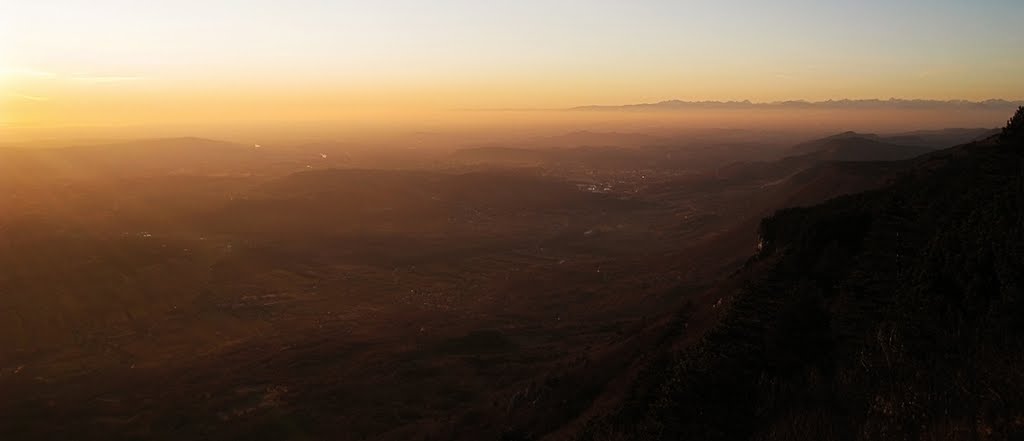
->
574, 108, 1024, 440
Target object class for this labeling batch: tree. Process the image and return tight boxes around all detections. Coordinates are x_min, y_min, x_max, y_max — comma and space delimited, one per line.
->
1001, 106, 1024, 142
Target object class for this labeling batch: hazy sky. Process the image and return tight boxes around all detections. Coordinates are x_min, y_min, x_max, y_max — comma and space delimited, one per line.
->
2, 0, 1023, 127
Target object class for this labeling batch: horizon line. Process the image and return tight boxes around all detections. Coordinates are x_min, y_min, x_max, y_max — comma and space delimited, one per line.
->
454, 98, 1024, 112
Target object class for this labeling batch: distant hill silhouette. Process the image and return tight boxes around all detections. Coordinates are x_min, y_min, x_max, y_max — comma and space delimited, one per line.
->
708, 130, 940, 188
880, 127, 1000, 147
787, 132, 936, 161
789, 128, 997, 157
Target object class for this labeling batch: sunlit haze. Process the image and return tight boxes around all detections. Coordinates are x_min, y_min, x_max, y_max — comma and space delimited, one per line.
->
7, 2, 1024, 439
3, 0, 1023, 133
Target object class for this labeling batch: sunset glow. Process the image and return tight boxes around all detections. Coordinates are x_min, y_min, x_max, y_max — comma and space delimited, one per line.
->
6, 2, 1024, 439
3, 0, 1023, 130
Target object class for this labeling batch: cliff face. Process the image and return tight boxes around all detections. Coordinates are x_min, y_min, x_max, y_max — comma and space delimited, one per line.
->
578, 114, 1024, 440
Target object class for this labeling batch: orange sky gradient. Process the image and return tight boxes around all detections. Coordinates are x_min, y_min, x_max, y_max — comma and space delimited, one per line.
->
3, 1, 1023, 135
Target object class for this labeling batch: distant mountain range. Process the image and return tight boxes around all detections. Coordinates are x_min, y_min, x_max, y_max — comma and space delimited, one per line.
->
571, 98, 1024, 111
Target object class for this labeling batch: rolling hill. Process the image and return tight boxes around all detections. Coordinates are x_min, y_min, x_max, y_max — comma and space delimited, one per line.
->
788, 131, 937, 160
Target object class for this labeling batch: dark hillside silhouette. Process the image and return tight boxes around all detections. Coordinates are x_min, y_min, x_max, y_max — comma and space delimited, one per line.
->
574, 110, 1024, 440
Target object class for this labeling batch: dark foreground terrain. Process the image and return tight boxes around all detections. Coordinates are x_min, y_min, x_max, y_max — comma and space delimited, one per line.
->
0, 117, 1017, 440
575, 109, 1024, 441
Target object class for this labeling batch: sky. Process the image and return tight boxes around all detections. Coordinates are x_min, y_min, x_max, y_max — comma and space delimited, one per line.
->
2, 0, 1023, 128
